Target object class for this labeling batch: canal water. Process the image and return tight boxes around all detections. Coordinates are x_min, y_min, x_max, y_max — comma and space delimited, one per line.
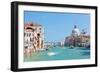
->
24, 47, 90, 62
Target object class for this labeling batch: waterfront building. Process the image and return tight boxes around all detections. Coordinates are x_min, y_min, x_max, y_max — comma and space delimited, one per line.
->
24, 22, 44, 53
60, 38, 65, 46
64, 25, 90, 47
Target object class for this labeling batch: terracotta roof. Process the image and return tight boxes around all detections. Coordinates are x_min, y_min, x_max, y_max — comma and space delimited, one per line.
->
25, 22, 42, 26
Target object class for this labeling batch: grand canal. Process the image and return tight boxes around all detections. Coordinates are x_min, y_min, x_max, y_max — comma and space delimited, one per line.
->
24, 47, 90, 62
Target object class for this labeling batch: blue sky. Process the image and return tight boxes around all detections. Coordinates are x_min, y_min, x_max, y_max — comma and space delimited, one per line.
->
24, 11, 90, 42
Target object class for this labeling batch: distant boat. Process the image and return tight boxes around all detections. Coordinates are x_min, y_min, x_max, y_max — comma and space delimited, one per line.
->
45, 48, 49, 51
69, 45, 74, 49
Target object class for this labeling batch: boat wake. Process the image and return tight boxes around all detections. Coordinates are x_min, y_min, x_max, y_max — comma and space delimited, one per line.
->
47, 52, 57, 56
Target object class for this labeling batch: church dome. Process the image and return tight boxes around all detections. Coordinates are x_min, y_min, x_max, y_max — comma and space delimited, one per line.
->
71, 25, 80, 36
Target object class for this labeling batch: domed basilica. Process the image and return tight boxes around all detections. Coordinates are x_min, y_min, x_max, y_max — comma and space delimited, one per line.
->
64, 25, 90, 48
71, 25, 80, 36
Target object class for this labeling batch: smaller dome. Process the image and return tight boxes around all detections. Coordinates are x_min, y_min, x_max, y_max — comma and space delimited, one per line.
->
81, 29, 86, 35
